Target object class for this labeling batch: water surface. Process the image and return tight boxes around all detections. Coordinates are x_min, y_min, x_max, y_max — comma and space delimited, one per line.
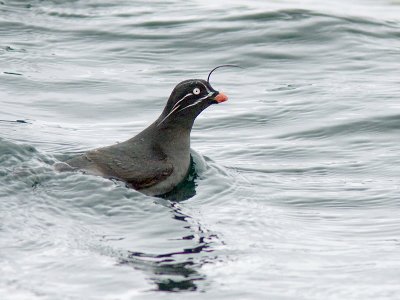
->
1, 0, 400, 299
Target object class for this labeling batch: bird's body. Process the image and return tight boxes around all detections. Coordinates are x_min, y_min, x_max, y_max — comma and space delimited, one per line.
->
56, 78, 228, 196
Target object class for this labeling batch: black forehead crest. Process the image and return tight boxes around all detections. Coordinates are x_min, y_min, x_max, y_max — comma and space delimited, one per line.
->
182, 79, 201, 86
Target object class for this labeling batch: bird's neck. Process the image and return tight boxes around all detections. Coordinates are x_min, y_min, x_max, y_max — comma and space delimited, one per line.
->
148, 121, 192, 158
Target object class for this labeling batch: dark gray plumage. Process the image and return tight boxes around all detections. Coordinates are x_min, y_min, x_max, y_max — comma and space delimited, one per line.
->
55, 79, 228, 196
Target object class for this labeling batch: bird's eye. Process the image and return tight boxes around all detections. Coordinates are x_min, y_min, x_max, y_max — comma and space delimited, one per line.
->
193, 88, 200, 95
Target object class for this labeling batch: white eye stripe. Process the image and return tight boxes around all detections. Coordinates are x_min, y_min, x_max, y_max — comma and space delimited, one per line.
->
157, 92, 194, 126
177, 101, 201, 112
176, 92, 213, 113
172, 93, 193, 110
157, 104, 182, 127
157, 89, 213, 127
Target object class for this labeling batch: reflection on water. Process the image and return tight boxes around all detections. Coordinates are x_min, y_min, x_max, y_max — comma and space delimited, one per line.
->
119, 200, 218, 292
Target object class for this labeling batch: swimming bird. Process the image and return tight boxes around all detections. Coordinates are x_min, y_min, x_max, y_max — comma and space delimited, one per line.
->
55, 67, 232, 196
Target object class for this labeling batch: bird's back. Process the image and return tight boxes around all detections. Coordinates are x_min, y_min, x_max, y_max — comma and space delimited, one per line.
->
62, 137, 174, 193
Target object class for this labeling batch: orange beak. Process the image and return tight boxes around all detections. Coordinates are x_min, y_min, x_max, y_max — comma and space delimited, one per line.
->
214, 92, 228, 103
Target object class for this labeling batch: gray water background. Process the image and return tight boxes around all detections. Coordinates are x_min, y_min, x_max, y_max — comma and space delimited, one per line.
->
1, 0, 400, 299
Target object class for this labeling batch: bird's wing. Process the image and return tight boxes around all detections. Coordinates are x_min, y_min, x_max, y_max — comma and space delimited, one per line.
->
86, 145, 174, 190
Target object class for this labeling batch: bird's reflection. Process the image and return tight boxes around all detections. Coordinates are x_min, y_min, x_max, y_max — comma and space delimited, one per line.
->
119, 159, 220, 292
119, 203, 218, 292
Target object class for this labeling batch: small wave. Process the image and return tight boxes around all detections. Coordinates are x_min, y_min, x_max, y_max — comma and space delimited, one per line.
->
224, 8, 398, 29
277, 114, 400, 140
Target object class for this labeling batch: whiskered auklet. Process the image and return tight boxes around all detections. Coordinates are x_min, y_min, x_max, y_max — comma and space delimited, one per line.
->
55, 67, 233, 196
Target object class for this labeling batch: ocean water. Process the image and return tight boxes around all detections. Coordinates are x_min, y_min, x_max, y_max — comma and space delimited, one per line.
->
1, 0, 400, 299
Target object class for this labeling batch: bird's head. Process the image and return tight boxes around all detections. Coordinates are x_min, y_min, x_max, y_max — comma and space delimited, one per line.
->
156, 65, 241, 129
157, 78, 228, 129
